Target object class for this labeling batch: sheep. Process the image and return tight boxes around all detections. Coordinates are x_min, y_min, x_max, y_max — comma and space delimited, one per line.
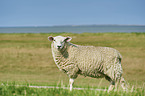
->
48, 36, 127, 92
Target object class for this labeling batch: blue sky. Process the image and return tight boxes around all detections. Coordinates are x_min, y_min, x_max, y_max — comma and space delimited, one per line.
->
0, 0, 145, 27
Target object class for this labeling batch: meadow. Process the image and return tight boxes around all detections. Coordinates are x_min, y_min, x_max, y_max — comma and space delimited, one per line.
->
0, 32, 144, 95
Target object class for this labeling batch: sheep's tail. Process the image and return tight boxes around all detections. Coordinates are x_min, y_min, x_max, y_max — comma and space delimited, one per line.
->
118, 53, 122, 64
118, 51, 122, 60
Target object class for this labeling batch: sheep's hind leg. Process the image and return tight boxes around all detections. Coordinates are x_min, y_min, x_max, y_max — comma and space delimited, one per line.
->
108, 81, 115, 92
114, 78, 120, 91
120, 77, 128, 91
105, 75, 115, 92
69, 78, 74, 91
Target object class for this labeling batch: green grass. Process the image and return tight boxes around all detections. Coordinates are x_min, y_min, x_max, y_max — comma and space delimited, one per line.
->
0, 32, 145, 95
0, 82, 144, 96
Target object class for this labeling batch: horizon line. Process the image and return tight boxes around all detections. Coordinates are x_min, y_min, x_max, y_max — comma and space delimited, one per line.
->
0, 24, 145, 27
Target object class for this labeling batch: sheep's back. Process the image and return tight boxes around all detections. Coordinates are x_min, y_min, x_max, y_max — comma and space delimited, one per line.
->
74, 46, 122, 78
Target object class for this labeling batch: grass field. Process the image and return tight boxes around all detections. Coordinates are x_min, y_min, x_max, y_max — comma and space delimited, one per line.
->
0, 32, 145, 95
0, 82, 144, 96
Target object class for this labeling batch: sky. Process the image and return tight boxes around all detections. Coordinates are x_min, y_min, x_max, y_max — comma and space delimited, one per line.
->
0, 0, 145, 27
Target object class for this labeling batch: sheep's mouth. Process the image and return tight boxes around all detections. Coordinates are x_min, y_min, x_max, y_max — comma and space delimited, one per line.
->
57, 47, 61, 50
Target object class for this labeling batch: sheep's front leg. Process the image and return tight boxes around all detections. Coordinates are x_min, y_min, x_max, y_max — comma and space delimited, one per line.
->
69, 78, 74, 91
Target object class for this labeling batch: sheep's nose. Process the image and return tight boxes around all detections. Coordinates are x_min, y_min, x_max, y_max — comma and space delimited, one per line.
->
57, 45, 61, 48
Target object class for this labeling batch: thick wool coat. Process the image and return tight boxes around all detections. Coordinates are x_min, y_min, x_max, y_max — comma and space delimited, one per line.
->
51, 42, 123, 81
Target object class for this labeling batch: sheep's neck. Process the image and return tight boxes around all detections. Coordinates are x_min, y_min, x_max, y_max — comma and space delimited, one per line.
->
52, 43, 70, 69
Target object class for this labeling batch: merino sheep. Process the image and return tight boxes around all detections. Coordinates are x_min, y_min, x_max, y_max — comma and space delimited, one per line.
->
48, 36, 127, 92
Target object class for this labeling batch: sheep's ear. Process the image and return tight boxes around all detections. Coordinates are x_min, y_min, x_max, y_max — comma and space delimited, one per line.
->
64, 36, 72, 42
48, 36, 54, 41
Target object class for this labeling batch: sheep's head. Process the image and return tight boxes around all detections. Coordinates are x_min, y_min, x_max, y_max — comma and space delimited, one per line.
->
48, 36, 72, 50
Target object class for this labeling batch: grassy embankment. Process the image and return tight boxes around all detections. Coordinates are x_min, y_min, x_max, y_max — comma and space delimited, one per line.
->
0, 33, 144, 95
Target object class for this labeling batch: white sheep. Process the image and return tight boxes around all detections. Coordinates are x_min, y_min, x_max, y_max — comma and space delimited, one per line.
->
48, 36, 127, 91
